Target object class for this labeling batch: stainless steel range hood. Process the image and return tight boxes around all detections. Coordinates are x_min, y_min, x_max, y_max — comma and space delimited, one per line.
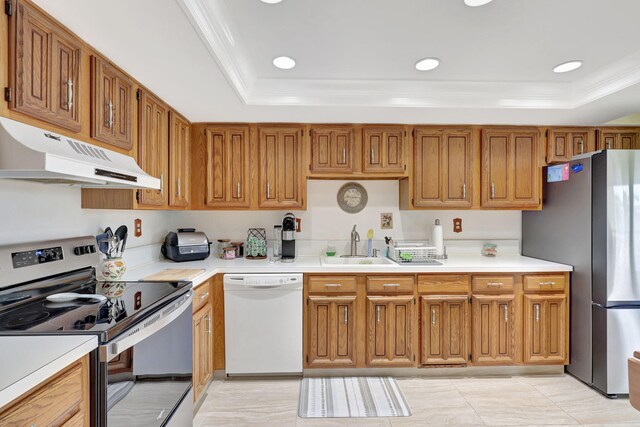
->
0, 117, 160, 189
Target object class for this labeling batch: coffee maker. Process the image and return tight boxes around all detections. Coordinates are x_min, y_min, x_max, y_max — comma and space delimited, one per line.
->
281, 212, 296, 262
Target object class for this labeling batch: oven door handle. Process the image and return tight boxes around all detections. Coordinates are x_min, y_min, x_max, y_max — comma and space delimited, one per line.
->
99, 291, 194, 362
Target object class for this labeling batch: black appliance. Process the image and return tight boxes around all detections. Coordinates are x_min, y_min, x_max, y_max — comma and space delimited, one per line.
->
0, 236, 194, 426
281, 213, 296, 262
161, 228, 211, 262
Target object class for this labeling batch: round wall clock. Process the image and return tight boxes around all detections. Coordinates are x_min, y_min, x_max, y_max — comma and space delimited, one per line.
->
337, 182, 368, 213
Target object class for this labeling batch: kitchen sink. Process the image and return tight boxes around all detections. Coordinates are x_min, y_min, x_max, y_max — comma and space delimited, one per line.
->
320, 256, 398, 266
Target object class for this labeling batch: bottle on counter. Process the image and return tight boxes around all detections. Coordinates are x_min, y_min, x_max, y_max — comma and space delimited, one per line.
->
432, 219, 444, 257
273, 225, 282, 257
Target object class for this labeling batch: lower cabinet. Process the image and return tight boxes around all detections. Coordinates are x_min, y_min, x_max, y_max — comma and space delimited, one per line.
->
471, 294, 516, 364
307, 295, 357, 367
523, 294, 567, 364
193, 281, 213, 402
421, 295, 468, 365
366, 295, 415, 367
0, 354, 90, 427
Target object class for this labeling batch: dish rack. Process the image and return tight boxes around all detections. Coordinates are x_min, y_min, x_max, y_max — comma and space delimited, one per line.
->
387, 241, 437, 264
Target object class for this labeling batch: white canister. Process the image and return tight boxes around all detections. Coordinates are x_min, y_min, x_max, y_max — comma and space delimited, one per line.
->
431, 219, 444, 257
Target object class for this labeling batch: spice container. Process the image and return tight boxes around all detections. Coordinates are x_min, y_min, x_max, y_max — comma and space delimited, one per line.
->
217, 239, 230, 258
482, 243, 497, 257
223, 246, 236, 260
231, 242, 244, 258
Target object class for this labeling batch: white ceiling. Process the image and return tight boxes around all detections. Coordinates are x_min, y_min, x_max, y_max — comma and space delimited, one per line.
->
33, 0, 640, 125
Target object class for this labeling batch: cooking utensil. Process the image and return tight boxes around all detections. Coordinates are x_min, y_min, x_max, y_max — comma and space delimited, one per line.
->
114, 225, 127, 256
46, 293, 107, 303
96, 232, 109, 256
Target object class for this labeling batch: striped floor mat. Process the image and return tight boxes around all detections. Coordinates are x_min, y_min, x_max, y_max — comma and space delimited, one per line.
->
298, 377, 411, 418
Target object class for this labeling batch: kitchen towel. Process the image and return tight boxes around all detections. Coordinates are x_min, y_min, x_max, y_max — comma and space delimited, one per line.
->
298, 377, 411, 418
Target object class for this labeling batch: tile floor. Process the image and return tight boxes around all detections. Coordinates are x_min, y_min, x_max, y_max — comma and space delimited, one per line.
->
193, 374, 640, 426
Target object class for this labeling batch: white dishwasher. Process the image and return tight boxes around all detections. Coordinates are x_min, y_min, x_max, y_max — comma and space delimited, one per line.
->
224, 273, 303, 375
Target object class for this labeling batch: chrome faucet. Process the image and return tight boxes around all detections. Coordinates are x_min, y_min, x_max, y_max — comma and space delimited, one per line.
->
350, 225, 360, 256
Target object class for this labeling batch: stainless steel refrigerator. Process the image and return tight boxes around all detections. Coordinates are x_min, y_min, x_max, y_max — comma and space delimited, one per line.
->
523, 150, 640, 396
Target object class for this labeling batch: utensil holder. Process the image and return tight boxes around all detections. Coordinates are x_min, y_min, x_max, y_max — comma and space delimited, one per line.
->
101, 257, 126, 280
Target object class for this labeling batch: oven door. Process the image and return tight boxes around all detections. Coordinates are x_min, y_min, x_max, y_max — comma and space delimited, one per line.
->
98, 291, 193, 426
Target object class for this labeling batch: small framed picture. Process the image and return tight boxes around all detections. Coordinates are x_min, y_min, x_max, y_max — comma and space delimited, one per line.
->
380, 213, 393, 229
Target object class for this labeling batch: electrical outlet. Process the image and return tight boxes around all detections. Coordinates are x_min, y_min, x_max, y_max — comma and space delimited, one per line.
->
453, 218, 462, 233
134, 218, 142, 237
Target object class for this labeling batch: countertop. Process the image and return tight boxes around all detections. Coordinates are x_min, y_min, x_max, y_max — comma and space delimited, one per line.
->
0, 335, 98, 408
122, 254, 573, 289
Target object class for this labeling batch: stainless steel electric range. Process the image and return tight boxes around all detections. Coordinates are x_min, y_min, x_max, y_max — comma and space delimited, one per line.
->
0, 236, 194, 426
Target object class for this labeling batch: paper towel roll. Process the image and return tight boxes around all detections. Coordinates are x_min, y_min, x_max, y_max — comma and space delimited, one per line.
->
432, 219, 444, 256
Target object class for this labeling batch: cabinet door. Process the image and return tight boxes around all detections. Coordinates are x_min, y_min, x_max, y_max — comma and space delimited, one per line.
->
310, 127, 354, 173
472, 294, 516, 364
259, 126, 305, 208
481, 131, 510, 207
12, 1, 81, 131
367, 295, 414, 367
512, 133, 539, 206
169, 111, 190, 207
91, 56, 134, 150
442, 131, 472, 206
620, 132, 638, 149
600, 132, 617, 150
307, 296, 357, 367
137, 90, 168, 207
524, 294, 566, 364
421, 295, 468, 365
413, 130, 443, 206
547, 131, 571, 163
193, 304, 213, 401
50, 32, 81, 130
363, 126, 405, 174
571, 132, 590, 156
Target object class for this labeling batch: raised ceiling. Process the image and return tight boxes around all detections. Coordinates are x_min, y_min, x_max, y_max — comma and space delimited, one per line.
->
33, 0, 640, 125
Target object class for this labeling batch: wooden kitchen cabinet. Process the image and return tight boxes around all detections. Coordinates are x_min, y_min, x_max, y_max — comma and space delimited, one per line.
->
168, 110, 190, 208
309, 126, 355, 174
137, 89, 168, 207
597, 128, 640, 150
258, 126, 305, 209
547, 128, 595, 163
366, 295, 415, 367
91, 55, 134, 150
0, 354, 90, 426
362, 126, 406, 174
410, 127, 473, 208
307, 295, 357, 367
421, 295, 469, 365
193, 281, 213, 402
523, 294, 566, 364
481, 128, 540, 209
9, 0, 81, 131
471, 294, 517, 364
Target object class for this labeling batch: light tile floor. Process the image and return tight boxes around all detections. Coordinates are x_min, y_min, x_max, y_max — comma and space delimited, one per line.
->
194, 374, 640, 426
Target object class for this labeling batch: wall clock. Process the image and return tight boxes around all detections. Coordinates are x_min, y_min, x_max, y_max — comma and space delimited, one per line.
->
337, 182, 368, 213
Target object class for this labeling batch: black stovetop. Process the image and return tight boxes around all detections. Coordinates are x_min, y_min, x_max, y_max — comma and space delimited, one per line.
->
0, 268, 191, 342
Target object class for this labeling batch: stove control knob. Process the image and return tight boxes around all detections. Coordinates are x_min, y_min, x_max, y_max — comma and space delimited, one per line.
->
88, 245, 96, 253
73, 246, 84, 255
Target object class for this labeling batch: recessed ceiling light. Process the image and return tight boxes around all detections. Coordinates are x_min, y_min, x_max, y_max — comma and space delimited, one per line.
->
260, 0, 282, 4
273, 56, 296, 70
415, 57, 440, 71
553, 60, 583, 73
464, 0, 494, 7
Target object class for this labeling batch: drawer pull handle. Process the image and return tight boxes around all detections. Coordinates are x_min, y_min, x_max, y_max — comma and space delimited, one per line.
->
199, 292, 210, 300
535, 305, 540, 322
344, 306, 348, 324
539, 281, 556, 286
432, 308, 436, 325
324, 283, 342, 287
491, 182, 495, 199
377, 306, 381, 323
487, 282, 504, 286
383, 283, 401, 287
342, 147, 346, 163
504, 305, 508, 322
463, 182, 467, 199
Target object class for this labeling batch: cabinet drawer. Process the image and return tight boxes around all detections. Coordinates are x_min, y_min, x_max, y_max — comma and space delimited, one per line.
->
193, 281, 212, 313
417, 275, 470, 294
472, 276, 514, 293
0, 358, 84, 427
524, 275, 566, 293
308, 276, 357, 293
366, 276, 415, 294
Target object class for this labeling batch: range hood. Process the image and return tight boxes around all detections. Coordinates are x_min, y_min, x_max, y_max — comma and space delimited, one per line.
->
0, 117, 160, 189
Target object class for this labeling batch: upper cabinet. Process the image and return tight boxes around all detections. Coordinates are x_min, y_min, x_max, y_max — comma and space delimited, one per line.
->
362, 126, 406, 174
309, 126, 355, 174
481, 128, 540, 209
91, 56, 134, 150
9, 0, 81, 131
546, 128, 595, 164
408, 127, 473, 209
194, 125, 251, 209
168, 111, 190, 208
258, 126, 306, 209
597, 128, 640, 150
137, 89, 168, 208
